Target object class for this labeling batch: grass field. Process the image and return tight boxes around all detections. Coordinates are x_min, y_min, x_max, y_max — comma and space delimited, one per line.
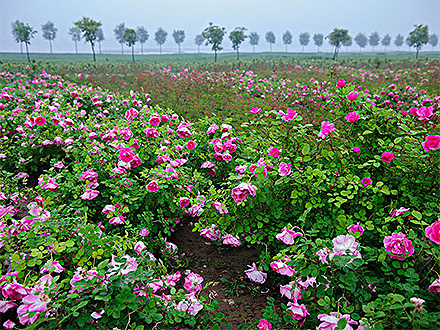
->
1, 50, 439, 64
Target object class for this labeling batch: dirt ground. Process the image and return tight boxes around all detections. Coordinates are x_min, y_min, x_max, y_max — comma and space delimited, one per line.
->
170, 219, 285, 329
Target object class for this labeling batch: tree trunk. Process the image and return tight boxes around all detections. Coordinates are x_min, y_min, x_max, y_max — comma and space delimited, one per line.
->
198, 45, 200, 54
141, 43, 144, 55
302, 45, 304, 52
99, 42, 102, 54
132, 45, 135, 62
91, 43, 96, 62
121, 43, 123, 54
20, 42, 23, 54
159, 44, 162, 55
75, 41, 78, 54
178, 43, 181, 53
214, 50, 217, 62
270, 43, 272, 52
253, 44, 255, 53
25, 42, 30, 62
49, 39, 52, 54
416, 47, 419, 59
236, 48, 239, 60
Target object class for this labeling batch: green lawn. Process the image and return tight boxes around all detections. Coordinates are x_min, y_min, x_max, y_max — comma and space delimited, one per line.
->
1, 51, 439, 64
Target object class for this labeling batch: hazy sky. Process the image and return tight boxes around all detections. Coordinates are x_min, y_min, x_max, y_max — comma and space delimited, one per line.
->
1, 0, 439, 54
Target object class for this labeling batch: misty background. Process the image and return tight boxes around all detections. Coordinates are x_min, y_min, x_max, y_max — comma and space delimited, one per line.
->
1, 0, 439, 54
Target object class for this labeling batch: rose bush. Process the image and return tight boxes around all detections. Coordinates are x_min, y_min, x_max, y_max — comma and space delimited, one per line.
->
0, 61, 439, 329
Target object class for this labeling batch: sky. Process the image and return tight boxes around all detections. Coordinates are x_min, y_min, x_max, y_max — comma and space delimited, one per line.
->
0, 0, 439, 54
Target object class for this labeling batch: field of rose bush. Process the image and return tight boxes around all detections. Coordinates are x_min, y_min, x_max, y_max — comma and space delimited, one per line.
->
0, 59, 439, 329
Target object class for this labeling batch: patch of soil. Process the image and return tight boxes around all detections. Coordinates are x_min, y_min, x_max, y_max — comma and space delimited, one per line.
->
170, 219, 284, 329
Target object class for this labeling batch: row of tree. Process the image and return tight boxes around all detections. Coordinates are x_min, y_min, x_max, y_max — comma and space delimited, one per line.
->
11, 19, 438, 62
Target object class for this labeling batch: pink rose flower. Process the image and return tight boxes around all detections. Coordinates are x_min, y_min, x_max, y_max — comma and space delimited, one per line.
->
146, 181, 159, 192
361, 177, 372, 187
428, 279, 440, 294
118, 147, 135, 162
425, 220, 440, 244
80, 189, 100, 200
3, 320, 15, 329
332, 234, 358, 255
276, 227, 302, 245
287, 302, 309, 320
251, 107, 261, 114
317, 312, 357, 330
422, 135, 440, 153
384, 232, 415, 260
390, 207, 410, 217
270, 260, 296, 277
245, 263, 267, 284
347, 223, 364, 236
134, 241, 147, 254
318, 121, 336, 139
179, 197, 190, 208
257, 319, 272, 330
149, 116, 161, 125
206, 124, 219, 134
345, 111, 360, 122
35, 116, 46, 126
184, 272, 203, 293
223, 234, 241, 247
187, 140, 196, 151
336, 79, 346, 87
231, 182, 257, 204
109, 216, 126, 225
139, 228, 149, 236
269, 147, 281, 157
381, 152, 395, 163
352, 147, 360, 154
346, 92, 358, 101
278, 108, 298, 121
278, 162, 292, 177
235, 165, 247, 174
213, 201, 228, 214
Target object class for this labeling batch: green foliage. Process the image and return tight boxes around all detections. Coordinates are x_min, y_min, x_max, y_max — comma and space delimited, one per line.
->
408, 24, 430, 58
74, 17, 102, 61
328, 28, 350, 59
201, 23, 226, 62
355, 33, 368, 50
172, 29, 186, 53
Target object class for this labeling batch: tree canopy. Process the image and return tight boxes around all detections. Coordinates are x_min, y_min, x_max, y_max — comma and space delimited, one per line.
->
313, 33, 324, 51
201, 22, 226, 62
408, 24, 429, 58
136, 26, 149, 55
114, 23, 126, 54
354, 33, 368, 50
41, 21, 57, 53
11, 20, 37, 62
327, 28, 350, 59
299, 32, 310, 51
74, 17, 102, 61
172, 30, 186, 53
265, 31, 276, 51
229, 27, 247, 60
123, 28, 137, 62
154, 27, 168, 54
282, 31, 292, 52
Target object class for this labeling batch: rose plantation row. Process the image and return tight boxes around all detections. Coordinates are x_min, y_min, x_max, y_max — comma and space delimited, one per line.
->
0, 66, 439, 329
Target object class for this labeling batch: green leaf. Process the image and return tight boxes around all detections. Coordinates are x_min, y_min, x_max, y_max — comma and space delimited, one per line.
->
301, 144, 310, 155
336, 318, 347, 330
411, 210, 422, 220
392, 294, 405, 303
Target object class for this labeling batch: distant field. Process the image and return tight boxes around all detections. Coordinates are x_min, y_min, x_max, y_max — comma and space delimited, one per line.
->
1, 51, 439, 63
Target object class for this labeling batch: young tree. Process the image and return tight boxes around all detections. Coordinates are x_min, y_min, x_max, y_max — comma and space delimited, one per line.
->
394, 34, 404, 50
313, 33, 324, 52
327, 28, 350, 60
342, 37, 352, 51
369, 31, 380, 51
154, 27, 168, 54
229, 27, 247, 60
11, 20, 37, 62
429, 34, 439, 50
11, 20, 24, 53
299, 32, 310, 52
74, 17, 102, 62
408, 24, 429, 59
172, 30, 185, 53
69, 26, 81, 54
265, 31, 275, 52
381, 34, 391, 51
282, 31, 292, 52
114, 23, 125, 54
41, 21, 57, 54
136, 26, 149, 55
354, 33, 368, 51
195, 34, 204, 53
123, 28, 137, 62
201, 22, 226, 62
249, 32, 260, 53
96, 28, 104, 54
